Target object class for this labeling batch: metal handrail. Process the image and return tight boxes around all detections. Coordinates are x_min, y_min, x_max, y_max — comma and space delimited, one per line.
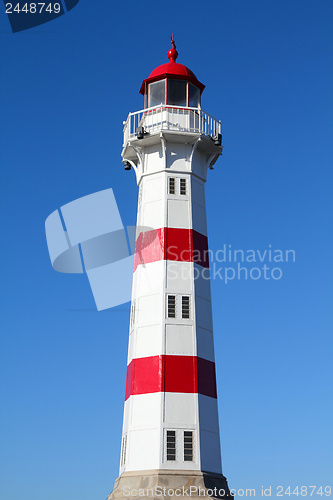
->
123, 105, 221, 145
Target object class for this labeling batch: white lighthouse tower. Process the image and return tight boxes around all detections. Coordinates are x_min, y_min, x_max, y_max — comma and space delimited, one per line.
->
109, 37, 232, 499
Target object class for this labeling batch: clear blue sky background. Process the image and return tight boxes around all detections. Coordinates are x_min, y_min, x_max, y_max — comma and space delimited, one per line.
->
0, 1, 332, 499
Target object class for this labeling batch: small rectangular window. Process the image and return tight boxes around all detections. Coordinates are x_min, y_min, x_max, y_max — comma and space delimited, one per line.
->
168, 295, 176, 318
130, 301, 135, 328
184, 431, 193, 461
182, 296, 190, 319
167, 430, 176, 461
180, 178, 187, 195
168, 177, 175, 195
138, 184, 143, 210
121, 434, 127, 466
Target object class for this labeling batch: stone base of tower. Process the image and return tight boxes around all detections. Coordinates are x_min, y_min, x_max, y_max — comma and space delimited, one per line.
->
108, 470, 233, 500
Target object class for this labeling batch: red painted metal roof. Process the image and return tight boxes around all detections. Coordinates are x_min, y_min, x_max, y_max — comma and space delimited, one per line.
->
139, 37, 205, 95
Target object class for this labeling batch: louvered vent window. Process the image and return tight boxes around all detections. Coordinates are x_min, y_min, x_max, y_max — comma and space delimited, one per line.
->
130, 301, 135, 328
138, 184, 143, 210
167, 295, 176, 318
180, 178, 187, 195
182, 296, 190, 319
167, 430, 176, 461
168, 177, 175, 195
121, 434, 127, 466
184, 431, 193, 462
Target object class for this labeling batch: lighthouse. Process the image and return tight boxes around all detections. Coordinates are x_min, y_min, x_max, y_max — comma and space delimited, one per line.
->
109, 37, 232, 499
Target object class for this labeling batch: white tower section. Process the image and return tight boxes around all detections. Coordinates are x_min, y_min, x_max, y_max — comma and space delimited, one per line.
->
114, 41, 229, 489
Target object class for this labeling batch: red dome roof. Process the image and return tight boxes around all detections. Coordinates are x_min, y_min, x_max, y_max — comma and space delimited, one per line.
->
139, 38, 205, 95
148, 60, 197, 80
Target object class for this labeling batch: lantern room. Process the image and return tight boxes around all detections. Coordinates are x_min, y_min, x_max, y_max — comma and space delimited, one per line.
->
122, 37, 221, 149
139, 36, 205, 109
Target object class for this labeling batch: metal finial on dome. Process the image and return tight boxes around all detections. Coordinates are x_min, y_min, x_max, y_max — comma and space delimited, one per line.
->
167, 33, 178, 62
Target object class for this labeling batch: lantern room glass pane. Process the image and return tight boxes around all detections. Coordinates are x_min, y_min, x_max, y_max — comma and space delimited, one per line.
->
167, 79, 187, 106
148, 80, 166, 107
188, 83, 200, 107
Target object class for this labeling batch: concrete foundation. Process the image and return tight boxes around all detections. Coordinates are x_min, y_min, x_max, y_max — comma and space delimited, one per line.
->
108, 469, 233, 500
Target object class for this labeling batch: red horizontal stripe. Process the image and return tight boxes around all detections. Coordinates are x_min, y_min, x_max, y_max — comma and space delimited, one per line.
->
133, 228, 209, 272
125, 355, 163, 400
125, 355, 217, 401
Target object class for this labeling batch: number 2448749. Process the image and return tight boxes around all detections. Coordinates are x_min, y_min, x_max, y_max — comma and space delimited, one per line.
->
6, 3, 61, 14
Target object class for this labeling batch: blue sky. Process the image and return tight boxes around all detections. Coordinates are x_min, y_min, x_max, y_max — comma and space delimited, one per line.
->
0, 1, 332, 499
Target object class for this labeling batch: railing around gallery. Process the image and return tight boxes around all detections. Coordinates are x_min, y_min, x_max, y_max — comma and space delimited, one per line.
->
123, 105, 222, 145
